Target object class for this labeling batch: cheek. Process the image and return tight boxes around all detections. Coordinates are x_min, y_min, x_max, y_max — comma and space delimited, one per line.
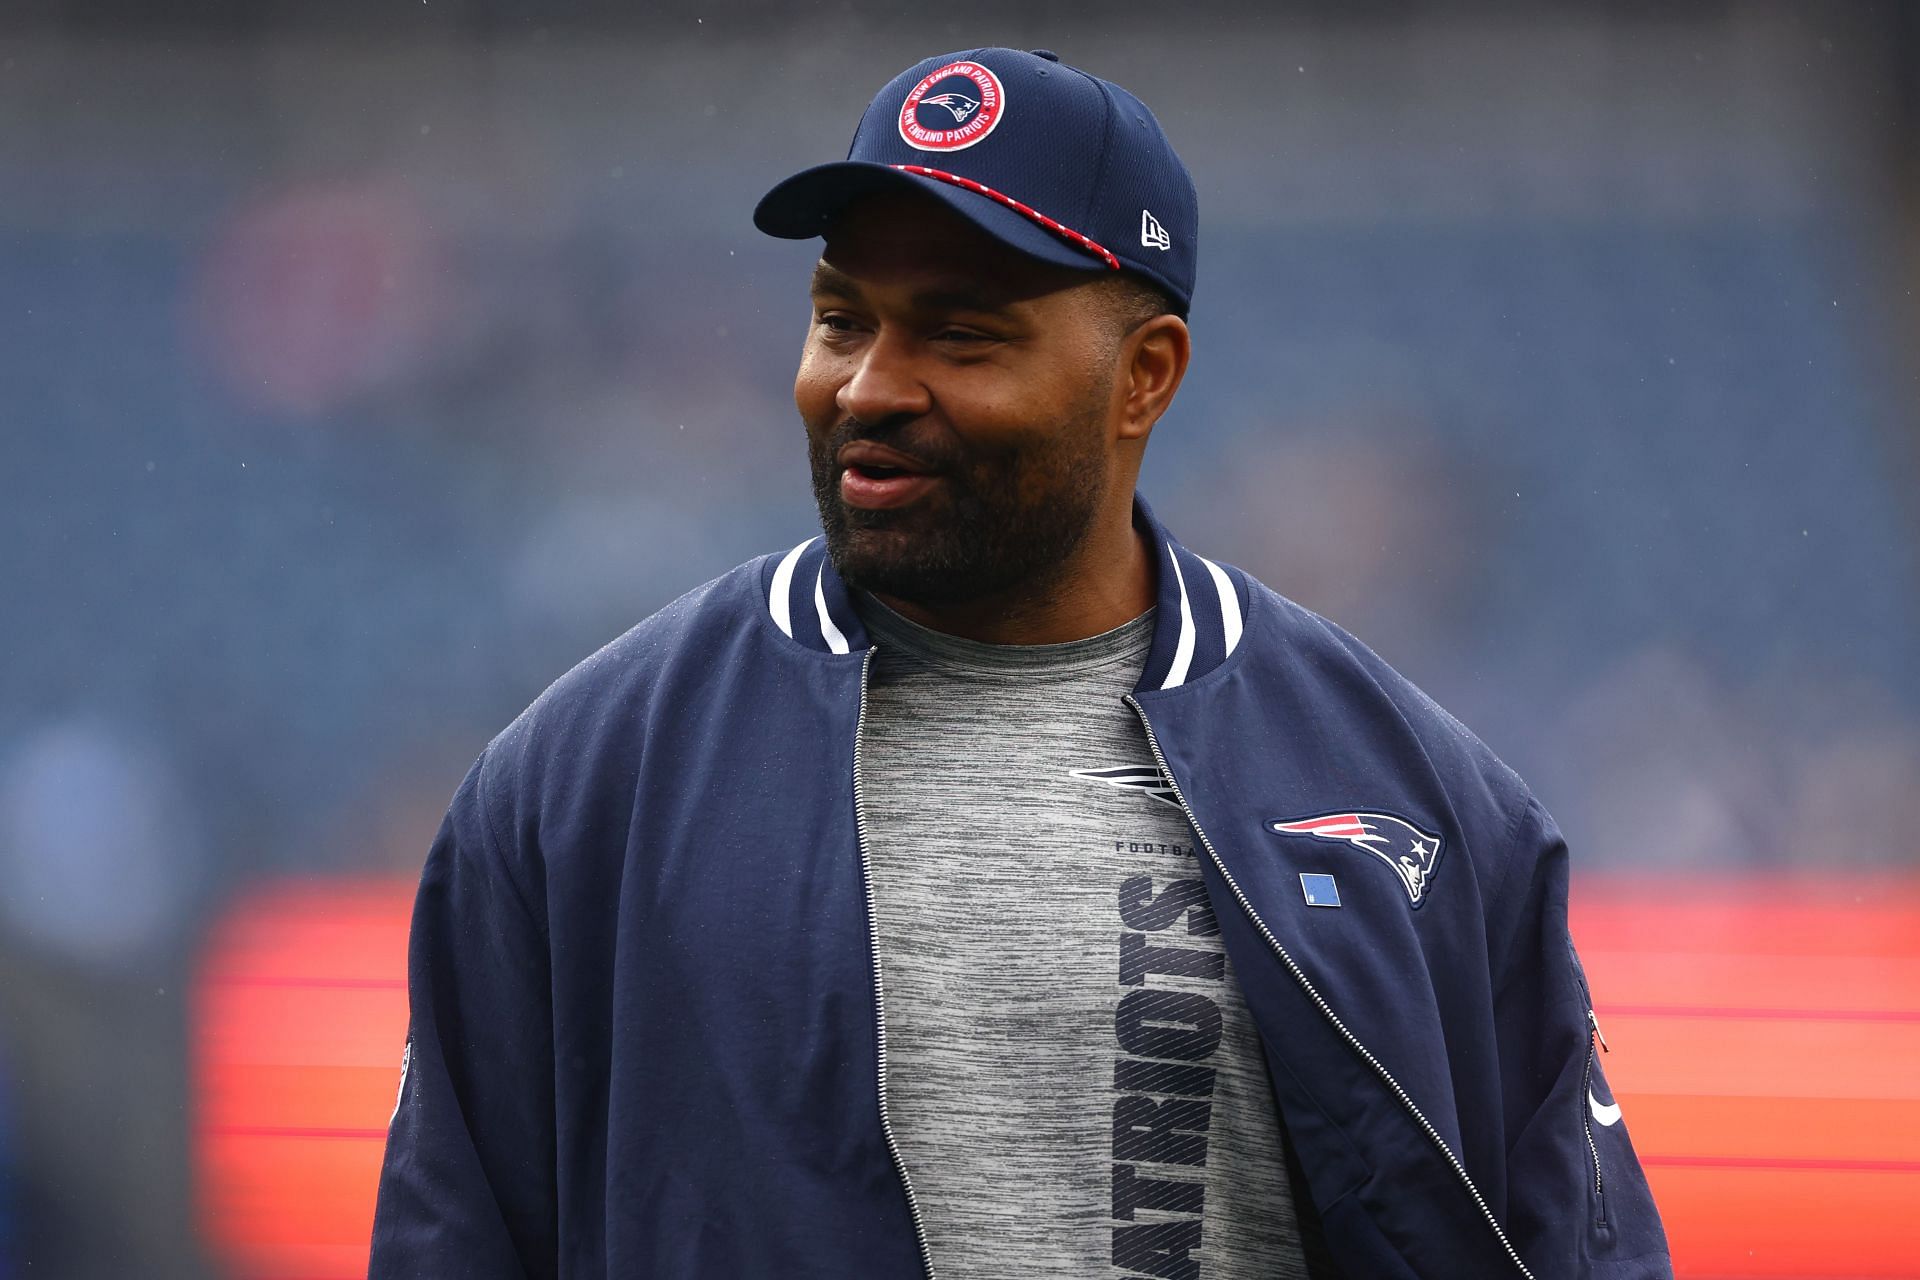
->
793, 343, 839, 427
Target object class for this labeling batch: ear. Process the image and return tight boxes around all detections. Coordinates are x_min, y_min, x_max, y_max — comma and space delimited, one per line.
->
1116, 314, 1190, 443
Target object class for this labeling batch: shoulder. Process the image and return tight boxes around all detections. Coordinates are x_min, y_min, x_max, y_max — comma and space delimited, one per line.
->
1226, 569, 1561, 944
476, 549, 789, 800
1224, 567, 1543, 878
1257, 578, 1524, 789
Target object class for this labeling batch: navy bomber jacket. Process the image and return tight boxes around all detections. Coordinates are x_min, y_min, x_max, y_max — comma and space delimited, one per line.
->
368, 499, 1672, 1279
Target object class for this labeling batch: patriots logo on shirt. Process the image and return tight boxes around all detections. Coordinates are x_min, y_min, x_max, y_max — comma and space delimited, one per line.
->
1070, 764, 1182, 809
1268, 812, 1445, 907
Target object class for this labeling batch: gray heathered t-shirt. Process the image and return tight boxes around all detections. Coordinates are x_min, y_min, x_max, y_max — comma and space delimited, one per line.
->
855, 594, 1307, 1280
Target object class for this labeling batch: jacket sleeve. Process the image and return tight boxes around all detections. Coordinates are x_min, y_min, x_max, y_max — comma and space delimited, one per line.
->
368, 749, 557, 1279
1489, 794, 1673, 1280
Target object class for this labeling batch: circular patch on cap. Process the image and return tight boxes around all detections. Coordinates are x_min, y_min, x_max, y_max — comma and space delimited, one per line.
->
897, 61, 1005, 152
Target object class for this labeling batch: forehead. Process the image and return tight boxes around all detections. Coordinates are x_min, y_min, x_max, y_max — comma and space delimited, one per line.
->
815, 187, 1095, 305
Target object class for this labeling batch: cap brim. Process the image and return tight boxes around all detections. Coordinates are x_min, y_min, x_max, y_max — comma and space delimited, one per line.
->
753, 161, 1115, 276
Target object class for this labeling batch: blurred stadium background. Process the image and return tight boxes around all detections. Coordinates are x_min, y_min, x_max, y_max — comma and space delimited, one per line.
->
3, 1, 1917, 1276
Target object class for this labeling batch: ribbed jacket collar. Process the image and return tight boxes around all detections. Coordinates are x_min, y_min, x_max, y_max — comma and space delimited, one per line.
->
762, 494, 1250, 694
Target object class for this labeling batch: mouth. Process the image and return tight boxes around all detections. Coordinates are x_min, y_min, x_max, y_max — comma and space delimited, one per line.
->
837, 443, 942, 511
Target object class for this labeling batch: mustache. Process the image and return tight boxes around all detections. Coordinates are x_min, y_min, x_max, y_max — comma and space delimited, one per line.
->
817, 417, 960, 475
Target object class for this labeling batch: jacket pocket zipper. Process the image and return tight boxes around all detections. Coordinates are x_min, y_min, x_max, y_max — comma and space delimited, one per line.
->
1583, 1009, 1608, 1224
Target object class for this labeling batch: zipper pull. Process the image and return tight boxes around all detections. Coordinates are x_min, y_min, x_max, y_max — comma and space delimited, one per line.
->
1588, 1008, 1610, 1053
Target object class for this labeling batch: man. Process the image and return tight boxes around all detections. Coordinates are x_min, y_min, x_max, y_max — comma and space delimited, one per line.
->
369, 48, 1671, 1280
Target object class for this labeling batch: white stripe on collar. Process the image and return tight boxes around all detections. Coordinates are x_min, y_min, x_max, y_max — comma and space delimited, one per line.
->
1160, 543, 1196, 689
1199, 554, 1242, 657
814, 564, 850, 654
768, 538, 811, 638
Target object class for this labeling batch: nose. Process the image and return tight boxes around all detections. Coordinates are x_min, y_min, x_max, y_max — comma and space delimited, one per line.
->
836, 329, 932, 427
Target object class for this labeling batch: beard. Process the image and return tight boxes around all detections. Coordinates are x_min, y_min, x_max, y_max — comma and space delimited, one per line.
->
807, 392, 1111, 611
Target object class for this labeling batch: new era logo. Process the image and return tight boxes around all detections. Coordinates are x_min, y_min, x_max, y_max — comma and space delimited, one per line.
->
1141, 208, 1171, 251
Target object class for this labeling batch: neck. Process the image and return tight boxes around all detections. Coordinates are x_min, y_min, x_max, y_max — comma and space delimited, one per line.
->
870, 504, 1156, 645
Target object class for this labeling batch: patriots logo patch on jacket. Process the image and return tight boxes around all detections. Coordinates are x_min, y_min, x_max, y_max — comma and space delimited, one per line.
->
1269, 812, 1445, 907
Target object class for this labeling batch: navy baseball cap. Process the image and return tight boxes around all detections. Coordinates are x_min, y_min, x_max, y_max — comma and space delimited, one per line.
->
754, 48, 1198, 314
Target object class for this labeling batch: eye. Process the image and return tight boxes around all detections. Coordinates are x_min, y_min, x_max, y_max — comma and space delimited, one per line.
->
933, 326, 994, 345
814, 311, 864, 336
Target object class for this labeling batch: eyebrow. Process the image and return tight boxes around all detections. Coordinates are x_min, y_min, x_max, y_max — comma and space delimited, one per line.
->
809, 262, 1015, 315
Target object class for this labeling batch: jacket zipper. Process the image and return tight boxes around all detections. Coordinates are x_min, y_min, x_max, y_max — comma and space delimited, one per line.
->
1124, 694, 1535, 1280
853, 647, 938, 1278
1583, 1010, 1608, 1221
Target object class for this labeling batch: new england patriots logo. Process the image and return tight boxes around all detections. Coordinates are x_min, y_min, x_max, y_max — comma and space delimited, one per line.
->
920, 92, 981, 123
1268, 812, 1445, 907
1070, 764, 1182, 808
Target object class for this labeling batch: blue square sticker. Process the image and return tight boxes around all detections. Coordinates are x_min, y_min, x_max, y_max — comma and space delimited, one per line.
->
1300, 873, 1341, 908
